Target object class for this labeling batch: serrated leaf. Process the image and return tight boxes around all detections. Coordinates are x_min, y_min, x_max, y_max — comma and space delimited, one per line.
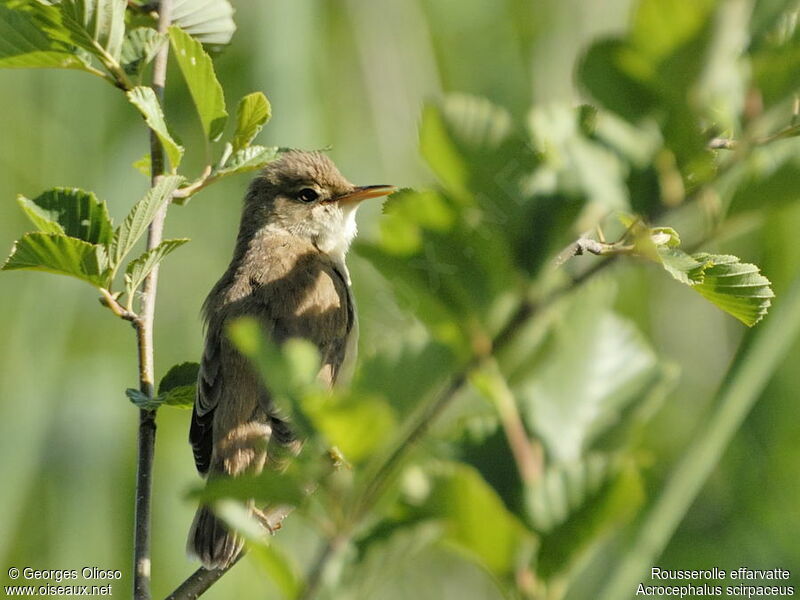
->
527, 456, 644, 578
124, 237, 189, 300
158, 362, 199, 395
169, 25, 227, 141
215, 145, 279, 176
2, 232, 110, 287
126, 86, 184, 170
33, 0, 127, 62
0, 5, 89, 70
171, 0, 236, 46
125, 388, 162, 410
658, 249, 774, 326
120, 27, 165, 76
17, 188, 114, 245
110, 175, 183, 267
231, 92, 271, 153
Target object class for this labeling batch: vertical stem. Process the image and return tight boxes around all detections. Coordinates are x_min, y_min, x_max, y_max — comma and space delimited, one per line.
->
133, 2, 172, 599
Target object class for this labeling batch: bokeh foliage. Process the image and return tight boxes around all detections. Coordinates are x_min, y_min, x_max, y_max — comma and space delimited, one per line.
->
1, 1, 800, 599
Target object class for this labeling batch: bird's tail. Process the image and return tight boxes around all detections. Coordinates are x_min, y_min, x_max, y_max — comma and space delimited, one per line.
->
186, 505, 243, 570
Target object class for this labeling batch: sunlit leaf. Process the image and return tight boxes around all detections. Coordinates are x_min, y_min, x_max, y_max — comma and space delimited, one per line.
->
124, 238, 189, 301
2, 232, 110, 287
232, 92, 271, 153
169, 25, 228, 141
658, 249, 774, 326
171, 0, 236, 46
0, 5, 88, 70
17, 188, 114, 245
33, 0, 127, 62
126, 86, 184, 170
215, 145, 279, 176
110, 175, 183, 267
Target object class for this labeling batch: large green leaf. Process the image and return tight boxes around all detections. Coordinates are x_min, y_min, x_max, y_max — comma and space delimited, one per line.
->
126, 86, 184, 170
33, 0, 127, 62
516, 285, 659, 463
341, 524, 507, 600
171, 0, 236, 46
658, 249, 774, 326
404, 461, 529, 577
17, 188, 114, 245
526, 455, 644, 579
168, 25, 227, 141
123, 237, 189, 303
231, 92, 271, 153
2, 232, 110, 287
0, 5, 88, 70
110, 175, 183, 267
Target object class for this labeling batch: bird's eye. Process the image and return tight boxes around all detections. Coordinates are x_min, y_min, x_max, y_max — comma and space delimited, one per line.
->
296, 188, 319, 203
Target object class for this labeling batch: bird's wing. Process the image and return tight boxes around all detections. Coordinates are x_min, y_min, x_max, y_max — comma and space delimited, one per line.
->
190, 236, 352, 474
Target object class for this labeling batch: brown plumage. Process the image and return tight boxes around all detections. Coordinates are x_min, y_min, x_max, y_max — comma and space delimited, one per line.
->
187, 151, 395, 569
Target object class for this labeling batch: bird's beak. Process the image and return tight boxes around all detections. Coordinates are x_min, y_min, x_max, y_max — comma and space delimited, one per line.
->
333, 185, 397, 206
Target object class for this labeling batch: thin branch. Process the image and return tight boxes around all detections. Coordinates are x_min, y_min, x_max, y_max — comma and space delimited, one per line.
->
482, 358, 543, 485
164, 555, 244, 600
708, 121, 800, 151
164, 506, 292, 600
133, 1, 172, 599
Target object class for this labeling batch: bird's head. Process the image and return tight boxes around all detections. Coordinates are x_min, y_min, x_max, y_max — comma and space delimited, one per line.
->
244, 150, 395, 260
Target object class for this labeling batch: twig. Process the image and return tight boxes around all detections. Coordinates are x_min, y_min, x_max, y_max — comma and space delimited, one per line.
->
164, 505, 292, 599
482, 358, 543, 485
708, 122, 800, 151
164, 556, 244, 600
133, 2, 172, 599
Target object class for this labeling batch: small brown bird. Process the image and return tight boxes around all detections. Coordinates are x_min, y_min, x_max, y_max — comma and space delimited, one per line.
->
187, 150, 395, 569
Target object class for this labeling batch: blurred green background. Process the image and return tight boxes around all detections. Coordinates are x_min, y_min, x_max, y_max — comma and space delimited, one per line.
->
1, 0, 799, 599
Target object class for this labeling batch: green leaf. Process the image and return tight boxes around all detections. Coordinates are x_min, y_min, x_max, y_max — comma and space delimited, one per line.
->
168, 25, 227, 141
301, 391, 397, 464
248, 544, 302, 600
192, 465, 310, 506
126, 86, 184, 170
527, 455, 644, 578
658, 249, 775, 326
215, 145, 279, 176
341, 523, 507, 600
157, 361, 199, 408
120, 27, 165, 76
17, 188, 114, 245
124, 238, 189, 301
0, 5, 88, 70
2, 232, 110, 287
231, 92, 271, 153
516, 284, 659, 463
33, 0, 127, 62
406, 462, 529, 577
171, 0, 236, 46
110, 175, 183, 267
